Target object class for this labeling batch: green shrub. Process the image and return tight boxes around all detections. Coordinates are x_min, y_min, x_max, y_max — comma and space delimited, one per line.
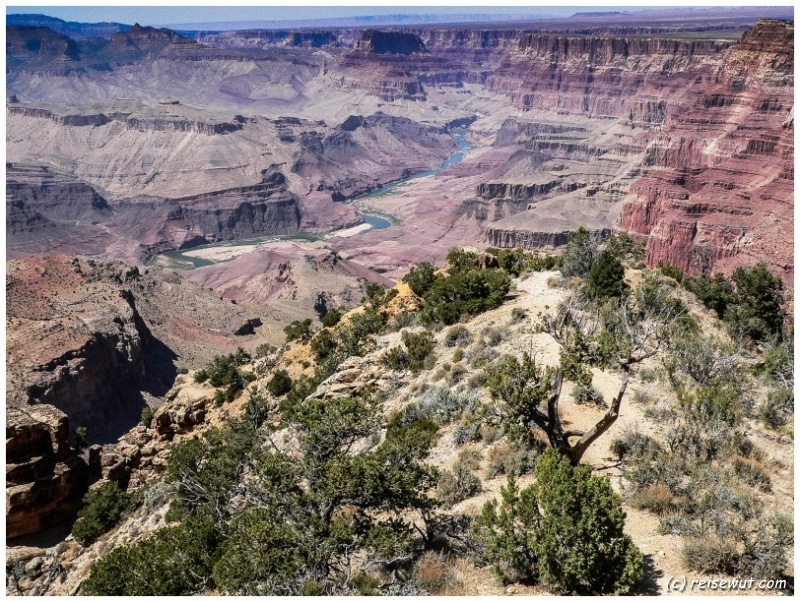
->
639, 368, 658, 383
382, 345, 410, 371
421, 268, 511, 326
727, 263, 785, 343
193, 351, 251, 401
605, 232, 645, 263
267, 369, 293, 397
531, 451, 643, 594
416, 387, 479, 425
738, 513, 793, 580
444, 325, 472, 347
456, 445, 483, 471
403, 262, 437, 297
731, 456, 772, 492
658, 513, 701, 536
83, 516, 221, 595
682, 537, 740, 575
446, 248, 480, 273
284, 319, 313, 343
487, 247, 559, 276
484, 326, 503, 347
585, 248, 629, 300
320, 308, 344, 328
436, 465, 482, 508
571, 384, 605, 407
401, 330, 436, 373
72, 482, 133, 547
473, 451, 644, 593
310, 329, 338, 363
389, 311, 417, 331
338, 307, 386, 356
254, 343, 277, 358
682, 380, 743, 428
485, 442, 539, 479
759, 387, 793, 429
141, 406, 154, 427
684, 273, 732, 320
446, 363, 468, 386
658, 262, 684, 283
757, 338, 793, 385
452, 419, 482, 447
511, 307, 528, 323
452, 347, 464, 363
468, 345, 498, 369
560, 227, 598, 278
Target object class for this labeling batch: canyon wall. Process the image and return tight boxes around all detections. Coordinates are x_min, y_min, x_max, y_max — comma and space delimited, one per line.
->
6, 254, 270, 538
616, 20, 793, 286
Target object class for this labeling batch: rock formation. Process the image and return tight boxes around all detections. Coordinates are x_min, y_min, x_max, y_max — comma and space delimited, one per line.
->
6, 406, 86, 539
616, 20, 793, 288
355, 30, 426, 55
6, 254, 271, 538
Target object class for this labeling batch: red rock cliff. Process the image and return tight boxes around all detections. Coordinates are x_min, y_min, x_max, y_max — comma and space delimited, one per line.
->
617, 20, 793, 291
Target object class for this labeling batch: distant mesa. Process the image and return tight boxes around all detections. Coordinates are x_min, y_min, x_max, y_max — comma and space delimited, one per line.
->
356, 29, 426, 55
158, 97, 180, 105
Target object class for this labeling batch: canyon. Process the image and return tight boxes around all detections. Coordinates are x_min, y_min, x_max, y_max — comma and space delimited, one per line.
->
5, 7, 793, 551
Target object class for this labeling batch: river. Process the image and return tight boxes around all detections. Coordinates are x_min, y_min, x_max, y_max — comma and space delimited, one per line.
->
152, 130, 471, 270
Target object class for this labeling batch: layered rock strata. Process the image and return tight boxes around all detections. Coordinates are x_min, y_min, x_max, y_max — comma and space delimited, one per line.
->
617, 20, 793, 288
6, 406, 86, 540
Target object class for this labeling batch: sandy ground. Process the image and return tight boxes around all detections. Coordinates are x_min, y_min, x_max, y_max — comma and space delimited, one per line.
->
182, 243, 262, 262
324, 222, 373, 239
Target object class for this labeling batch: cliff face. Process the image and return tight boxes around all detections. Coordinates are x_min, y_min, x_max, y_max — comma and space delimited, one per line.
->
6, 406, 87, 540
617, 20, 793, 288
355, 30, 426, 55
486, 33, 734, 117
6, 255, 270, 434
6, 163, 306, 263
6, 257, 149, 437
7, 105, 245, 135
6, 254, 268, 539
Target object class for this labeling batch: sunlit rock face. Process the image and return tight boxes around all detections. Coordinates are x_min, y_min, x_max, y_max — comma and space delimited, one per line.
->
617, 20, 793, 290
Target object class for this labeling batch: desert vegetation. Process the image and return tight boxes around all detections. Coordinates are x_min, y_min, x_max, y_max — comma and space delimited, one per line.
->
71, 236, 793, 596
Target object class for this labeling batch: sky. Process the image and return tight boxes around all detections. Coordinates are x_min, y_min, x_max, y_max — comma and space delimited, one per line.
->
3, 3, 733, 28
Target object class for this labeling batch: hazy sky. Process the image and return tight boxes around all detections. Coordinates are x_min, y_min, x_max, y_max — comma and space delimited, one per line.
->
6, 4, 674, 28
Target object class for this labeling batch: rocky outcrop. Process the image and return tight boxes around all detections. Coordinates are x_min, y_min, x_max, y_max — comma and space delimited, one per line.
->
6, 160, 304, 262
6, 26, 81, 65
6, 164, 111, 226
356, 30, 426, 55
7, 255, 266, 433
185, 246, 392, 320
152, 383, 211, 442
6, 405, 86, 540
147, 171, 301, 241
336, 58, 427, 102
7, 258, 148, 438
617, 20, 793, 288
486, 226, 612, 250
7, 105, 245, 135
6, 254, 268, 538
